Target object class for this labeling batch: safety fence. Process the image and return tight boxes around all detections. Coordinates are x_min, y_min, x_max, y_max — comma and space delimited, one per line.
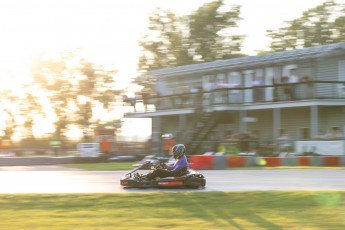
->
189, 155, 345, 170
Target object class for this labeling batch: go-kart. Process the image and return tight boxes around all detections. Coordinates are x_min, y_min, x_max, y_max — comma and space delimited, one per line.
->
120, 161, 206, 189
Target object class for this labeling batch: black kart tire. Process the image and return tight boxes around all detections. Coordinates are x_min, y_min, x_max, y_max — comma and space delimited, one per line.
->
185, 177, 206, 189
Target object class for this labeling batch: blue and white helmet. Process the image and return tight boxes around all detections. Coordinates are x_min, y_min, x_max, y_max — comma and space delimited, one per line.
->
172, 144, 186, 159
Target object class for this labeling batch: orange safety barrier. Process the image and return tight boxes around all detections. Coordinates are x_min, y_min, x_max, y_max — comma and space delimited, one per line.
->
228, 156, 246, 168
190, 155, 213, 170
264, 157, 281, 167
298, 156, 310, 166
324, 156, 341, 167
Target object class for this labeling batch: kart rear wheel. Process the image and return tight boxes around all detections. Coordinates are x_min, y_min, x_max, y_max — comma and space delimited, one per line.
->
185, 177, 205, 189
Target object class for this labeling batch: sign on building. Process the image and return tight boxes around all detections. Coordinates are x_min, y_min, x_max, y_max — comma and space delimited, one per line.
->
77, 143, 100, 157
295, 140, 345, 155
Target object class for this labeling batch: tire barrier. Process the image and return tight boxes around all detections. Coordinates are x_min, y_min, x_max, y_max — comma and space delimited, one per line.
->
228, 156, 246, 168
263, 157, 281, 167
1, 155, 345, 168
324, 156, 341, 167
298, 156, 310, 166
189, 155, 345, 169
189, 155, 213, 170
213, 155, 227, 169
281, 157, 297, 166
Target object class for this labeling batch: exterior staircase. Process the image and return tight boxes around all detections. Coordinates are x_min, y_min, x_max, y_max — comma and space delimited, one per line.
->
187, 112, 219, 154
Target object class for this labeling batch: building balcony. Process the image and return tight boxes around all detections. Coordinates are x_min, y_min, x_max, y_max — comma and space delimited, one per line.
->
125, 81, 345, 118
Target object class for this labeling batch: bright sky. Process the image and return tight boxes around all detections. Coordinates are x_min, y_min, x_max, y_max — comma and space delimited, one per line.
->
0, 0, 339, 81
0, 0, 343, 140
233, 0, 345, 54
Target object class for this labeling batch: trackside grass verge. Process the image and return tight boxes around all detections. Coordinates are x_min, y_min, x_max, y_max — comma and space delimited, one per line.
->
59, 162, 134, 170
0, 191, 344, 230
228, 166, 345, 170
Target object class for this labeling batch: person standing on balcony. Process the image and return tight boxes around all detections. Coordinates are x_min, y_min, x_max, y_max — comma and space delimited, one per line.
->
191, 86, 203, 110
180, 86, 189, 108
289, 69, 300, 100
324, 127, 344, 140
300, 75, 311, 99
253, 76, 264, 102
271, 77, 279, 102
281, 76, 290, 100
192, 86, 204, 114
204, 78, 216, 105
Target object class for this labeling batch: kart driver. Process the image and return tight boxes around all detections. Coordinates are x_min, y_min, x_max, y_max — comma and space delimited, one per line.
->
146, 144, 189, 180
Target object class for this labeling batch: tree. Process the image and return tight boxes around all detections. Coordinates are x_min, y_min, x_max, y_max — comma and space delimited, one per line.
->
30, 50, 122, 141
0, 88, 42, 141
267, 0, 345, 51
138, 0, 244, 73
188, 0, 243, 62
138, 9, 193, 72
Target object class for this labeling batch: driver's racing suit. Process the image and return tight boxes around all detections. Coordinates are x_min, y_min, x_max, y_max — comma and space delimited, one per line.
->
146, 155, 189, 180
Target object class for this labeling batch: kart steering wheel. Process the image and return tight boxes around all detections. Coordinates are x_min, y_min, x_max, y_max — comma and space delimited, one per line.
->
158, 162, 168, 169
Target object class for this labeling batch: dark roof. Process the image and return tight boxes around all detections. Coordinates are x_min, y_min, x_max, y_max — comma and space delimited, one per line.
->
148, 43, 345, 77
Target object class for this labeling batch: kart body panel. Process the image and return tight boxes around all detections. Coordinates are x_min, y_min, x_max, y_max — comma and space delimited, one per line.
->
120, 162, 206, 189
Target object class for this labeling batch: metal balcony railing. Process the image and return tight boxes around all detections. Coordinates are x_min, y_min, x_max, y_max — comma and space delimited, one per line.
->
139, 81, 345, 111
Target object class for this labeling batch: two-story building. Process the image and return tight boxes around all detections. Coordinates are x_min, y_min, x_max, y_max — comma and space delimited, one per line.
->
126, 43, 345, 155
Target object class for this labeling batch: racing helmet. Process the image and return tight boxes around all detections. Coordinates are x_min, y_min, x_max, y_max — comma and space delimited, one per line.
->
172, 144, 186, 159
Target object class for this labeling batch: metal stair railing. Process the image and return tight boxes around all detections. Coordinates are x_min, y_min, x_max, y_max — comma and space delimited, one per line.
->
187, 112, 219, 154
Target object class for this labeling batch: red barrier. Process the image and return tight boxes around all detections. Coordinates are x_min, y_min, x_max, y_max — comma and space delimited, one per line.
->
298, 156, 310, 166
228, 156, 246, 168
324, 156, 341, 167
264, 157, 281, 167
190, 155, 344, 169
190, 155, 213, 170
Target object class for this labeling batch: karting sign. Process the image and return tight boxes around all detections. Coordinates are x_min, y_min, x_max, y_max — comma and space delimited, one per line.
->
77, 143, 100, 157
50, 140, 61, 148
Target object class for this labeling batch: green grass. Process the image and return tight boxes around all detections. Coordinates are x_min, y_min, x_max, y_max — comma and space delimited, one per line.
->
59, 162, 135, 170
0, 191, 344, 229
228, 166, 345, 170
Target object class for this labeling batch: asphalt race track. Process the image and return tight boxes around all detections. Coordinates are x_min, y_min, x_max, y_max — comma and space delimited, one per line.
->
0, 166, 344, 193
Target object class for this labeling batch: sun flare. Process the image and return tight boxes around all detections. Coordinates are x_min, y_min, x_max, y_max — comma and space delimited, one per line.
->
0, 0, 336, 142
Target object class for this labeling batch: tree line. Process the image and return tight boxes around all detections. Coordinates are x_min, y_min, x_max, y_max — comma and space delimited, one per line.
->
1, 0, 344, 146
1, 50, 122, 147
138, 0, 345, 73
